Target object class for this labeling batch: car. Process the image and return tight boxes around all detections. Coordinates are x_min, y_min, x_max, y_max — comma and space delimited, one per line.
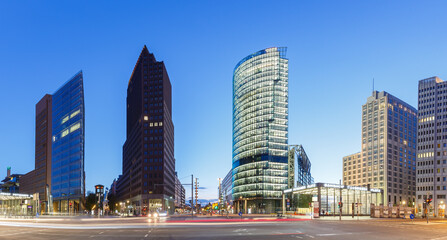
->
148, 210, 168, 219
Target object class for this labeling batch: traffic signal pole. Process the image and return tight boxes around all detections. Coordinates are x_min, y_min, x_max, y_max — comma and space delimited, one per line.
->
426, 192, 429, 224
339, 179, 342, 221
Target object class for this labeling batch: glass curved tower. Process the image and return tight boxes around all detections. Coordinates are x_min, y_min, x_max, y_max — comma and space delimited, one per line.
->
232, 47, 289, 213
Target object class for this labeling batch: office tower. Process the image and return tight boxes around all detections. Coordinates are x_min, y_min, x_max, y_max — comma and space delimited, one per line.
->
118, 45, 175, 215
174, 172, 185, 209
35, 95, 53, 210
417, 77, 447, 217
232, 47, 288, 213
222, 169, 233, 209
288, 145, 314, 188
20, 95, 52, 205
51, 71, 85, 213
343, 91, 417, 206
20, 72, 85, 213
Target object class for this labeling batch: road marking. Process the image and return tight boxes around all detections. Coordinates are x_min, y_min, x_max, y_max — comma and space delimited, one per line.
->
99, 231, 104, 234
306, 235, 315, 238
145, 234, 149, 237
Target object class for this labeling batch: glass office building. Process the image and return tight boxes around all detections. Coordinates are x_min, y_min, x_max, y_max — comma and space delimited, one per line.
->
51, 71, 85, 213
232, 47, 289, 213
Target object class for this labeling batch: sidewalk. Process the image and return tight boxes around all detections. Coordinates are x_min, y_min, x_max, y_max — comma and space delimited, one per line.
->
316, 216, 375, 221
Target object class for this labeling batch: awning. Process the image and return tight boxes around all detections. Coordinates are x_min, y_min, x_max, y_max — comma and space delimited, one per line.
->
0, 192, 33, 200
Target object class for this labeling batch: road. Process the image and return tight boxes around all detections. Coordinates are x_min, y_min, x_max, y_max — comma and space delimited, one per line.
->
1, 217, 447, 239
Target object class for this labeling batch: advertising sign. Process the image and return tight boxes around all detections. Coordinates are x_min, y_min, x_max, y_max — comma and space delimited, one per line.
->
313, 201, 320, 218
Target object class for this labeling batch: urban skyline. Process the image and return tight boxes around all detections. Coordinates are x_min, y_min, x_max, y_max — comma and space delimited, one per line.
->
2, 1, 447, 200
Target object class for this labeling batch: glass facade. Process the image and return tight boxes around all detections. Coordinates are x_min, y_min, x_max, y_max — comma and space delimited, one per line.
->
232, 47, 289, 209
51, 71, 85, 211
288, 145, 314, 188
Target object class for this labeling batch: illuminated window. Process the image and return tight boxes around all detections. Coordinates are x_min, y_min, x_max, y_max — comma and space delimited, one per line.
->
70, 109, 80, 118
144, 116, 148, 121
70, 123, 80, 133
61, 129, 69, 138
61, 116, 69, 124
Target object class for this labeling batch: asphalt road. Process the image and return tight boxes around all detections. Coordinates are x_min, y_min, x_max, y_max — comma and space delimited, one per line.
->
1, 218, 447, 240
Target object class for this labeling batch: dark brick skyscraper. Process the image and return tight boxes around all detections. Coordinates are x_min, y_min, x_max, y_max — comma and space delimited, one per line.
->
118, 46, 175, 214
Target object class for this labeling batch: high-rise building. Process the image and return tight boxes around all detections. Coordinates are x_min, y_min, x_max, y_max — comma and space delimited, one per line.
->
222, 169, 233, 209
20, 72, 85, 214
232, 47, 289, 214
51, 72, 85, 213
417, 77, 447, 217
117, 45, 175, 215
35, 94, 53, 205
174, 172, 185, 209
343, 91, 417, 206
20, 95, 53, 205
288, 145, 314, 188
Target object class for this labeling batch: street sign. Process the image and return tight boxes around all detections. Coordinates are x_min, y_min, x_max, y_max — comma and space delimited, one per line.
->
410, 214, 414, 219
238, 211, 242, 216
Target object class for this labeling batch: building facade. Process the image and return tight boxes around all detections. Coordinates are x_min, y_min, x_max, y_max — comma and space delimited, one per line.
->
118, 45, 175, 215
288, 145, 314, 188
417, 77, 447, 217
343, 152, 362, 185
232, 47, 289, 213
22, 94, 53, 212
222, 169, 233, 209
51, 71, 85, 213
343, 91, 417, 207
1, 168, 22, 193
174, 172, 185, 209
19, 72, 85, 214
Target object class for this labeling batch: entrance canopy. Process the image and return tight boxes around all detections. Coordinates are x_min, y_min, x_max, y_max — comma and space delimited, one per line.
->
283, 182, 384, 216
0, 192, 33, 200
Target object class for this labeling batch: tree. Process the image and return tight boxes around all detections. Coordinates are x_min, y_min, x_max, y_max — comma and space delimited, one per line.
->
292, 194, 313, 208
85, 193, 96, 212
107, 193, 117, 212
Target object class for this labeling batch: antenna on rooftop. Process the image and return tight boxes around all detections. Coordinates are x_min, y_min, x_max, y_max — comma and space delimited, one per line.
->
372, 78, 375, 92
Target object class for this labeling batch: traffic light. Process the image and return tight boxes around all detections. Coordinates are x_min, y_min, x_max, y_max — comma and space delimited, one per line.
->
426, 198, 432, 204
338, 202, 343, 208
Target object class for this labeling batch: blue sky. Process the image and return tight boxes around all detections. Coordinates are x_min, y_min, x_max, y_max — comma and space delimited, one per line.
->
1, 1, 447, 199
